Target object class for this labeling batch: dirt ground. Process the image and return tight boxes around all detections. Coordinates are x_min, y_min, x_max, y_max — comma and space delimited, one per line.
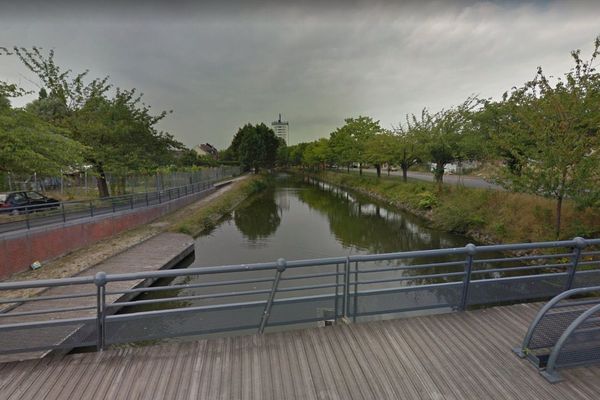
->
1, 176, 247, 301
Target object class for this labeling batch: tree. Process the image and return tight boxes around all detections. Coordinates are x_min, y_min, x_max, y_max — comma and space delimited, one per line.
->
303, 138, 330, 170
393, 119, 423, 181
330, 116, 381, 174
414, 98, 478, 189
492, 37, 600, 237
230, 123, 281, 173
364, 131, 397, 177
4, 47, 181, 197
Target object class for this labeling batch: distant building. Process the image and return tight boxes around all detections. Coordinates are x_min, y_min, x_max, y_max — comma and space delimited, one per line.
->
193, 143, 219, 159
271, 114, 289, 144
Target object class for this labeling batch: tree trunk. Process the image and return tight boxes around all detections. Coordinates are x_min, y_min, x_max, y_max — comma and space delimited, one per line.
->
402, 166, 408, 182
254, 166, 259, 174
375, 164, 381, 177
555, 195, 563, 239
434, 163, 445, 191
387, 165, 391, 176
96, 165, 110, 198
347, 165, 350, 173
359, 164, 363, 175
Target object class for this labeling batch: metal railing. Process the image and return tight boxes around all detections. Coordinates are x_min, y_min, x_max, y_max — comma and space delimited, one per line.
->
0, 237, 599, 358
514, 285, 600, 382
0, 167, 240, 234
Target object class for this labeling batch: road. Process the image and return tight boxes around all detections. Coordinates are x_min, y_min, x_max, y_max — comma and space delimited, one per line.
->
357, 168, 503, 190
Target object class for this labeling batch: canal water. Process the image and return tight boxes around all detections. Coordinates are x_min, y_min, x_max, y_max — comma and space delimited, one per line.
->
111, 174, 480, 344
192, 173, 471, 266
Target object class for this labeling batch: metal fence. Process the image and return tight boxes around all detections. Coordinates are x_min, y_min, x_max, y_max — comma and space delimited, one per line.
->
0, 237, 599, 358
0, 166, 241, 234
1, 167, 240, 196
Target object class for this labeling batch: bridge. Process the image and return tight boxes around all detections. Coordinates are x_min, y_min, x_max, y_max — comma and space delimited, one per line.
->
1, 238, 600, 398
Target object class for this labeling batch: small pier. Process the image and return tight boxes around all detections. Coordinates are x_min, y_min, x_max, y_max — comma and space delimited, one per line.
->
1, 302, 600, 399
0, 232, 194, 363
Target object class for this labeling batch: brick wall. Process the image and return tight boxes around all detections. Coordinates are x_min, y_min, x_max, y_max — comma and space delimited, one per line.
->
0, 188, 215, 280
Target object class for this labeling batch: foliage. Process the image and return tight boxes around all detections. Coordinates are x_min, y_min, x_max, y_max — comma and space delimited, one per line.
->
4, 47, 182, 197
364, 131, 396, 177
228, 123, 282, 173
302, 138, 330, 169
329, 116, 382, 173
0, 99, 85, 175
490, 36, 600, 237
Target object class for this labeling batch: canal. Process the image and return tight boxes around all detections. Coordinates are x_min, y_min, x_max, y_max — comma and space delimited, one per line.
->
111, 174, 483, 344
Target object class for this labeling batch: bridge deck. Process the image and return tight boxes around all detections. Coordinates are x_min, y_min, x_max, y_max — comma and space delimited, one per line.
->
2, 302, 600, 400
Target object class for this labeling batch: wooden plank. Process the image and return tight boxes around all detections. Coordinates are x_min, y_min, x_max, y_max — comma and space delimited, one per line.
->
1, 302, 600, 399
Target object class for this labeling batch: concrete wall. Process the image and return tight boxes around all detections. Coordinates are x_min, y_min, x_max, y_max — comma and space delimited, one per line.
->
0, 187, 216, 280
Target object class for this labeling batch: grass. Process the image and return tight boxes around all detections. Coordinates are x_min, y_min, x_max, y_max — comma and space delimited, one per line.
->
170, 175, 267, 237
305, 171, 600, 244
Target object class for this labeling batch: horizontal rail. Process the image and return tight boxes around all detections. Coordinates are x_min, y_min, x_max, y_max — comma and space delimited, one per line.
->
1, 237, 599, 356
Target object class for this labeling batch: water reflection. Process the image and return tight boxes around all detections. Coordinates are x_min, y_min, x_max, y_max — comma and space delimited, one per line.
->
234, 188, 282, 241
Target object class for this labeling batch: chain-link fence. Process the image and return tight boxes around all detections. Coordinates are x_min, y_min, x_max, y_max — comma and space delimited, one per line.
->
0, 167, 241, 199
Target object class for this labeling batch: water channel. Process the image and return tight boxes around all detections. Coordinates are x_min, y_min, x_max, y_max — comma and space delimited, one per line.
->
112, 174, 487, 344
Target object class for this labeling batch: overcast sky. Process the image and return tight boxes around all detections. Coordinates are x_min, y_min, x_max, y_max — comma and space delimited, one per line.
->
1, 1, 599, 149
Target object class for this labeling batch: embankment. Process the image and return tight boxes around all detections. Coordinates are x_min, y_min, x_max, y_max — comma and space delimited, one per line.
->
302, 171, 600, 244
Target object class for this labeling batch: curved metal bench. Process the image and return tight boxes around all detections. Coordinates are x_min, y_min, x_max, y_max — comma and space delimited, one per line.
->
514, 286, 600, 382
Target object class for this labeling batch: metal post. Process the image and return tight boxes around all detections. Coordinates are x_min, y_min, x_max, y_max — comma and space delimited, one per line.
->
25, 206, 30, 229
145, 192, 149, 207
130, 196, 134, 210
342, 256, 351, 320
94, 272, 107, 351
353, 261, 359, 322
258, 258, 286, 334
334, 263, 339, 321
565, 237, 587, 290
61, 203, 66, 223
459, 243, 477, 311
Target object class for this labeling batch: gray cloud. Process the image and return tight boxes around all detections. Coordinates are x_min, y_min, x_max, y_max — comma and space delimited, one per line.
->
1, 1, 599, 148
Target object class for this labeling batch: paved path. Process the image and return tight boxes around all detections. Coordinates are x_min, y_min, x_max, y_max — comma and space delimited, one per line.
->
0, 232, 194, 363
1, 302, 600, 399
358, 168, 503, 190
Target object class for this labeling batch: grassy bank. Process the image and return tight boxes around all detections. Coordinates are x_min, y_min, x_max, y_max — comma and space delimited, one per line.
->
171, 174, 267, 237
306, 171, 600, 244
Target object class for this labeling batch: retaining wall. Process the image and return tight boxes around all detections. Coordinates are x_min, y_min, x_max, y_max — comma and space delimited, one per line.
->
0, 187, 216, 280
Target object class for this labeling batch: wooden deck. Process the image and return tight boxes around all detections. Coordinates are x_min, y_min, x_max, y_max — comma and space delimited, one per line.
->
0, 232, 194, 363
2, 302, 600, 399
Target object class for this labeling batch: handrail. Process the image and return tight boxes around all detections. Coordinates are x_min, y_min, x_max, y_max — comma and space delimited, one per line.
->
0, 237, 599, 356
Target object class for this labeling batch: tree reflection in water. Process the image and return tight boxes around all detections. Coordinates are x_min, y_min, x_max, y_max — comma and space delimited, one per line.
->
234, 188, 282, 241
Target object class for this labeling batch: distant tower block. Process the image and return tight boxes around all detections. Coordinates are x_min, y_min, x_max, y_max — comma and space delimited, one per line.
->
271, 113, 289, 144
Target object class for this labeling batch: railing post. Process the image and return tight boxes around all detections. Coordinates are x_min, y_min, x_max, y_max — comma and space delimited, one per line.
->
258, 258, 286, 334
342, 256, 351, 321
94, 271, 107, 351
565, 237, 587, 291
334, 263, 340, 321
25, 206, 30, 229
145, 192, 149, 207
90, 201, 94, 217
353, 261, 359, 322
130, 196, 134, 210
459, 243, 477, 311
61, 203, 66, 223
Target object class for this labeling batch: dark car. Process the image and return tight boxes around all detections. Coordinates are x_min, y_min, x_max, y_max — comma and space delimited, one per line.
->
0, 191, 60, 214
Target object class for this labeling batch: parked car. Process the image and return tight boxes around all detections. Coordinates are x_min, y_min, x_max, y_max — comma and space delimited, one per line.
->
0, 191, 60, 214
